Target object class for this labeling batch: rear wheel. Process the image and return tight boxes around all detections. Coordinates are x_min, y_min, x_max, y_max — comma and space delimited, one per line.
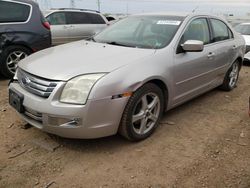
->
0, 45, 31, 78
119, 83, 164, 141
220, 60, 240, 91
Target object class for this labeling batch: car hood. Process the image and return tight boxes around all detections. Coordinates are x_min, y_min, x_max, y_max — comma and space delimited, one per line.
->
242, 35, 250, 45
19, 41, 155, 81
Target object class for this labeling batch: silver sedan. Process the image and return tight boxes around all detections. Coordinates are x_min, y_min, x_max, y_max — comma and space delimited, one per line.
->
9, 12, 245, 141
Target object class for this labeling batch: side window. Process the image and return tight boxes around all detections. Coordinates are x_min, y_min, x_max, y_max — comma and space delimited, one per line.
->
181, 18, 210, 45
47, 12, 66, 25
87, 13, 106, 24
210, 19, 230, 42
67, 12, 91, 24
0, 1, 30, 23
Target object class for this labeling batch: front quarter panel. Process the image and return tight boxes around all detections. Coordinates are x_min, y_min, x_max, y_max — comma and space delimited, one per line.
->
89, 48, 175, 108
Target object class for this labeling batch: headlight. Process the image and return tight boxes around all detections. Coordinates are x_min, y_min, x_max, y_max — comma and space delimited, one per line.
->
60, 73, 106, 105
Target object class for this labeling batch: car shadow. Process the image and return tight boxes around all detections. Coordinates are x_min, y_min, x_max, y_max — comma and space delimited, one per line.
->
0, 74, 7, 81
44, 88, 221, 153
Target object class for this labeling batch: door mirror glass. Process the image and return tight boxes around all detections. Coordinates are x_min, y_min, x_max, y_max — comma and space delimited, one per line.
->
182, 40, 204, 52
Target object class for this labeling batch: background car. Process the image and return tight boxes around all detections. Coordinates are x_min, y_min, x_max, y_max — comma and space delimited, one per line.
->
9, 13, 245, 141
0, 0, 51, 78
235, 23, 250, 63
45, 8, 109, 46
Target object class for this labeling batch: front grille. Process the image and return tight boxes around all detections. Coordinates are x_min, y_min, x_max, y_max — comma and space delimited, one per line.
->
17, 69, 59, 98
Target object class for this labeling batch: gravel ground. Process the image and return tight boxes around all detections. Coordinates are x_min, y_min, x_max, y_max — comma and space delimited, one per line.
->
0, 67, 250, 188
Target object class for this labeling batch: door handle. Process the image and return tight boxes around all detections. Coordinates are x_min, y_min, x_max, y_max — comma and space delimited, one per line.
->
207, 52, 215, 58
63, 25, 70, 29
63, 25, 74, 29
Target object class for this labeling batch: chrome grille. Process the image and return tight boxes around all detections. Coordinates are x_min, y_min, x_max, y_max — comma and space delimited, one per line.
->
17, 69, 59, 98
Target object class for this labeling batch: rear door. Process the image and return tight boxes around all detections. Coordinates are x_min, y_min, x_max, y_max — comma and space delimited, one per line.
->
66, 12, 96, 42
46, 12, 69, 45
68, 12, 107, 41
209, 18, 236, 77
87, 13, 108, 35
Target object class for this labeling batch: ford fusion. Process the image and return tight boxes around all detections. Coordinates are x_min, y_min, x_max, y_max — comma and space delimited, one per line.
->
9, 13, 245, 141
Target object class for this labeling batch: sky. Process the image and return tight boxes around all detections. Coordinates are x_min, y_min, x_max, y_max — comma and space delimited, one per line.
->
37, 0, 250, 16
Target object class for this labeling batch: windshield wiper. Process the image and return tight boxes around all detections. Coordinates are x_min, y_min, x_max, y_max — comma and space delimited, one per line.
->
106, 41, 136, 48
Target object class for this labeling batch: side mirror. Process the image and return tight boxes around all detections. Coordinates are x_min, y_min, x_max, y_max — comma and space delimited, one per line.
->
182, 40, 204, 52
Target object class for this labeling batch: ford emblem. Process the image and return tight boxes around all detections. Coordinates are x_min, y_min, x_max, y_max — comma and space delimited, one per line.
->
22, 77, 31, 86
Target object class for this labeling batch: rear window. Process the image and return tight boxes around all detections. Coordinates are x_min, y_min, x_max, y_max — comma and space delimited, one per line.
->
210, 19, 231, 42
66, 12, 106, 25
47, 12, 67, 25
0, 1, 31, 23
87, 13, 106, 24
67, 12, 91, 24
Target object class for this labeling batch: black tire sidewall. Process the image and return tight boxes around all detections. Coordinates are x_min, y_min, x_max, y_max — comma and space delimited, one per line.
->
0, 45, 31, 78
123, 83, 164, 141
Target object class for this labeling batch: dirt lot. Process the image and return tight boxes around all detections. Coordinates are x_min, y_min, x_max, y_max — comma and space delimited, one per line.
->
1, 67, 250, 188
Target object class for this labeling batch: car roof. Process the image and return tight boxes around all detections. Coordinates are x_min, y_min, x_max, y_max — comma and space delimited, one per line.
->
45, 8, 101, 15
7, 0, 37, 5
133, 12, 223, 20
239, 23, 250, 25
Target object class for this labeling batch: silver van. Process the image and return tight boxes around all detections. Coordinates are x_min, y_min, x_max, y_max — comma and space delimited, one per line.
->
45, 8, 108, 45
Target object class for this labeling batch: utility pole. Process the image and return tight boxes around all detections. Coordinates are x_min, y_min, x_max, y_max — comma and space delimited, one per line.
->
97, 0, 101, 12
70, 0, 75, 8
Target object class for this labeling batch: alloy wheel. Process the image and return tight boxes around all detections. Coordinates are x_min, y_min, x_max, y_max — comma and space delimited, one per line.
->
229, 63, 239, 88
132, 93, 161, 135
6, 51, 28, 74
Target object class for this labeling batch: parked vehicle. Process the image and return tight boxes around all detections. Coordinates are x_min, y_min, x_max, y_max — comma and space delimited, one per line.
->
235, 23, 250, 62
9, 12, 245, 141
45, 8, 109, 45
0, 0, 51, 78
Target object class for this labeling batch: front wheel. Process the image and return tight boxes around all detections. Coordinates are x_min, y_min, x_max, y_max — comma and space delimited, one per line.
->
119, 83, 164, 141
220, 61, 240, 91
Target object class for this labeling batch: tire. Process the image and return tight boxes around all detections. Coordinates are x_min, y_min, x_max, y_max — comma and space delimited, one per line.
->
220, 60, 240, 91
119, 83, 164, 141
0, 45, 31, 78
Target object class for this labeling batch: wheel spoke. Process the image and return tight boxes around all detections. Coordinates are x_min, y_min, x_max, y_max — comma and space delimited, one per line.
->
149, 113, 157, 122
7, 60, 14, 65
132, 111, 144, 123
141, 95, 148, 111
148, 96, 159, 111
139, 118, 147, 134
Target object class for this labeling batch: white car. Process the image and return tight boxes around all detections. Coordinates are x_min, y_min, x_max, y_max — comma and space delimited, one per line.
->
235, 23, 250, 62
45, 8, 109, 45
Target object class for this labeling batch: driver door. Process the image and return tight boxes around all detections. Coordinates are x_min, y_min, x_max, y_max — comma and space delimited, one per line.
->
173, 17, 216, 105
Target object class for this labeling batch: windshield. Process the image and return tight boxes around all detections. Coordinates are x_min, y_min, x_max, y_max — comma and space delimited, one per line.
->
94, 16, 183, 49
235, 24, 250, 35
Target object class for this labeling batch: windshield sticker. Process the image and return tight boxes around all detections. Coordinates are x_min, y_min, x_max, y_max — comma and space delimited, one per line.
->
157, 20, 181, 25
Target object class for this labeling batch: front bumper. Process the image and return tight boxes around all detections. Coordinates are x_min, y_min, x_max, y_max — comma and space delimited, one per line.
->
9, 82, 129, 139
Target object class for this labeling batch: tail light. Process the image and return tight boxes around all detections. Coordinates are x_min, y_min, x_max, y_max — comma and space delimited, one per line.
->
43, 21, 51, 30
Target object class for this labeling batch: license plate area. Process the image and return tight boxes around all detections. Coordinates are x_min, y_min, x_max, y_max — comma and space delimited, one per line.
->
9, 89, 24, 113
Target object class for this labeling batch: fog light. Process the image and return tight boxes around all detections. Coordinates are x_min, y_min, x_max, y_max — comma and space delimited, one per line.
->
48, 117, 81, 127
